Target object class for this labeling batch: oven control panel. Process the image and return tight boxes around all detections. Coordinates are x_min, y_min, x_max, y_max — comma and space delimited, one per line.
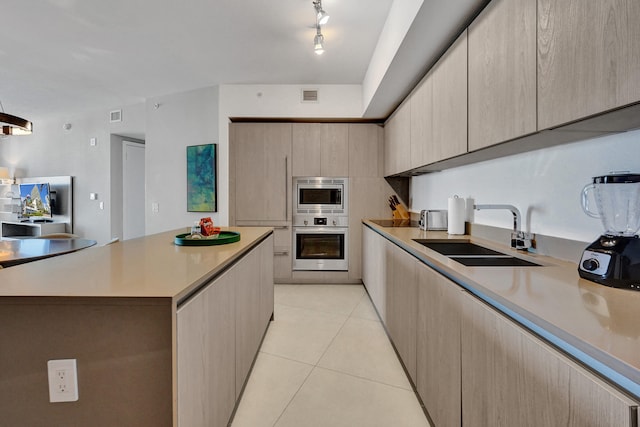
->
293, 215, 348, 227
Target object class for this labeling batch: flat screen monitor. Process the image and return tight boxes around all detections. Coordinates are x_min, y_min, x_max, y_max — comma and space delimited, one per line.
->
19, 182, 52, 219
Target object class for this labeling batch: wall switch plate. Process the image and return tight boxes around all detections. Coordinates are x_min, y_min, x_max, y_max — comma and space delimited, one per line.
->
152, 202, 159, 213
99, 201, 104, 210
89, 137, 97, 146
47, 359, 79, 402
89, 193, 98, 200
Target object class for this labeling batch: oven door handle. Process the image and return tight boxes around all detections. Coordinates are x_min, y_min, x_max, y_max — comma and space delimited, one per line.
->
294, 227, 348, 234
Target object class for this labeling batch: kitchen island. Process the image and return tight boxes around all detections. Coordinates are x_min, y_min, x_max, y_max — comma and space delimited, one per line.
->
0, 227, 274, 427
363, 219, 640, 427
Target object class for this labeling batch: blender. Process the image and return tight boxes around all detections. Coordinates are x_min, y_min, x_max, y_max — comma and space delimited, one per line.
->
579, 172, 640, 290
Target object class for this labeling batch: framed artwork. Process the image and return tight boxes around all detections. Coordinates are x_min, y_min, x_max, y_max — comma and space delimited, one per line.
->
187, 144, 217, 212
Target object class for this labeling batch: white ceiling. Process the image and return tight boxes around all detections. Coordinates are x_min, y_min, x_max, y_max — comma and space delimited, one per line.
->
1, 0, 487, 122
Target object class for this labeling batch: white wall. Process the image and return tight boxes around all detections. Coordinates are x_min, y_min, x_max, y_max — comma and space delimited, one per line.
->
144, 86, 220, 235
411, 129, 640, 243
0, 103, 145, 244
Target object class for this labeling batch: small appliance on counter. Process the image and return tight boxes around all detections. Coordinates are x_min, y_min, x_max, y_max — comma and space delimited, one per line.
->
578, 172, 640, 290
418, 210, 448, 231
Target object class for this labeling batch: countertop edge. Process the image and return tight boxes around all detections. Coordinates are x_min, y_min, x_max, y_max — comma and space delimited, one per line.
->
363, 220, 640, 401
172, 229, 273, 306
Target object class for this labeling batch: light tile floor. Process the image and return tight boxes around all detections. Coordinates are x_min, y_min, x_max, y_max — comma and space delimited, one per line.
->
231, 284, 431, 427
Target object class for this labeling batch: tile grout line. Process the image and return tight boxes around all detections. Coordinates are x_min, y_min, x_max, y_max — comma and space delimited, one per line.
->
312, 365, 416, 393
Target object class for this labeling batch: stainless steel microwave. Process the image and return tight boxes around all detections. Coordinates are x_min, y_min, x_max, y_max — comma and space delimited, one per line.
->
293, 177, 349, 215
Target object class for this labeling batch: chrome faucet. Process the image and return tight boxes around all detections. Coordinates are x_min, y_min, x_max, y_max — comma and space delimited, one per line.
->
474, 204, 533, 250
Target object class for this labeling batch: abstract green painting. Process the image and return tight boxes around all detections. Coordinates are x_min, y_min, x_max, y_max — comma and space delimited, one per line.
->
187, 144, 217, 212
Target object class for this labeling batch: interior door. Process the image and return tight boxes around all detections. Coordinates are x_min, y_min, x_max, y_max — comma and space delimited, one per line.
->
123, 141, 145, 240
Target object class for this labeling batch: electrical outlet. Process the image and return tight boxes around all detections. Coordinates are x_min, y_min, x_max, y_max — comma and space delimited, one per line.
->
48, 359, 78, 402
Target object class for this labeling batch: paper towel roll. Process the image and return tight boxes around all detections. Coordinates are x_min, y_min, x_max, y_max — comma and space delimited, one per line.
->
448, 195, 466, 235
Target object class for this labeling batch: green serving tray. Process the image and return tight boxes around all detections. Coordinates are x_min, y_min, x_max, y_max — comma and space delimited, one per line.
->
174, 231, 241, 246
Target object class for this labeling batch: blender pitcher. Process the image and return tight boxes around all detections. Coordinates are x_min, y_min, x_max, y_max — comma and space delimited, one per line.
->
581, 172, 640, 237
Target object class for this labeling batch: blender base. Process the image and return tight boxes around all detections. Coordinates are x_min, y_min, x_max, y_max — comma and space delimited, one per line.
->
578, 235, 640, 290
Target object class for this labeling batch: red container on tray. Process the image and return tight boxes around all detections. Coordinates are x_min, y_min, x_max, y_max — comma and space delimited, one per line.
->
199, 217, 220, 237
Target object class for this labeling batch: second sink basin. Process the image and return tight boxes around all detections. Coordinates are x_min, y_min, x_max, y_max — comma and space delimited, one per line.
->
412, 239, 541, 267
413, 240, 504, 256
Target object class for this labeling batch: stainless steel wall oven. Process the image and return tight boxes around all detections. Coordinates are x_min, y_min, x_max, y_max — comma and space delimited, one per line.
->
292, 177, 349, 271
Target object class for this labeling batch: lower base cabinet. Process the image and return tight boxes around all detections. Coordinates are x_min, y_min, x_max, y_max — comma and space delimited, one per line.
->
385, 242, 418, 382
177, 236, 274, 427
461, 294, 639, 427
362, 226, 640, 427
416, 263, 462, 427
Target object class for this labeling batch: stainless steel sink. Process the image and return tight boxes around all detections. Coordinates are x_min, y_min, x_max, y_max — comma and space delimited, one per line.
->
412, 239, 541, 267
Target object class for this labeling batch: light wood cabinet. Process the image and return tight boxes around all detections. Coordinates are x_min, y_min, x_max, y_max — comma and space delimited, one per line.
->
234, 244, 263, 396
416, 262, 463, 427
177, 237, 273, 427
409, 77, 433, 169
538, 0, 640, 130
384, 100, 411, 176
348, 124, 384, 178
385, 242, 418, 381
461, 293, 639, 427
230, 123, 292, 224
177, 268, 236, 427
468, 0, 537, 151
273, 226, 292, 282
428, 30, 468, 164
292, 123, 348, 177
362, 225, 388, 321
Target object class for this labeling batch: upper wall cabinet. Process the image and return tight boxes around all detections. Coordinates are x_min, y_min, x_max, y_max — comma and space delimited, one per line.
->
349, 124, 384, 178
292, 123, 349, 177
538, 0, 640, 129
468, 0, 537, 151
384, 100, 411, 176
409, 77, 433, 169
231, 123, 292, 223
427, 30, 468, 164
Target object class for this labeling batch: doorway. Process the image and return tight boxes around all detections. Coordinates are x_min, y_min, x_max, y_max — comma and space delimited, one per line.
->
123, 141, 145, 240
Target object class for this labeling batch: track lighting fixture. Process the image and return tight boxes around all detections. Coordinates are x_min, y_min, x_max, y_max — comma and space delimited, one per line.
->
313, 0, 329, 26
312, 0, 329, 55
314, 26, 325, 55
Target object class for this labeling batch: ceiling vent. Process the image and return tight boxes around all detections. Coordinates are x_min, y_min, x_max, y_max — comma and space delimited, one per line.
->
301, 89, 319, 103
110, 110, 122, 123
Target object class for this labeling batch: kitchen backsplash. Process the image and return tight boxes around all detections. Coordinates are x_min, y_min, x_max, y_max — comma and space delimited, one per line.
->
411, 128, 640, 244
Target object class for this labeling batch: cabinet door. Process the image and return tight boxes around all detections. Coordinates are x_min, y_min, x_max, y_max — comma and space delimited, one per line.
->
235, 244, 264, 395
428, 31, 468, 164
462, 293, 639, 427
416, 263, 462, 427
233, 123, 292, 222
538, 0, 640, 129
384, 100, 411, 176
321, 124, 349, 177
384, 242, 417, 381
348, 178, 393, 282
468, 0, 536, 151
292, 123, 348, 177
292, 124, 322, 177
409, 77, 432, 169
348, 124, 384, 178
177, 269, 236, 427
260, 234, 275, 327
362, 225, 387, 321
273, 226, 292, 282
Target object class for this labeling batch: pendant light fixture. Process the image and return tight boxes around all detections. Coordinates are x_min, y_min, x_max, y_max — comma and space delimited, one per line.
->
312, 0, 329, 55
0, 100, 33, 136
